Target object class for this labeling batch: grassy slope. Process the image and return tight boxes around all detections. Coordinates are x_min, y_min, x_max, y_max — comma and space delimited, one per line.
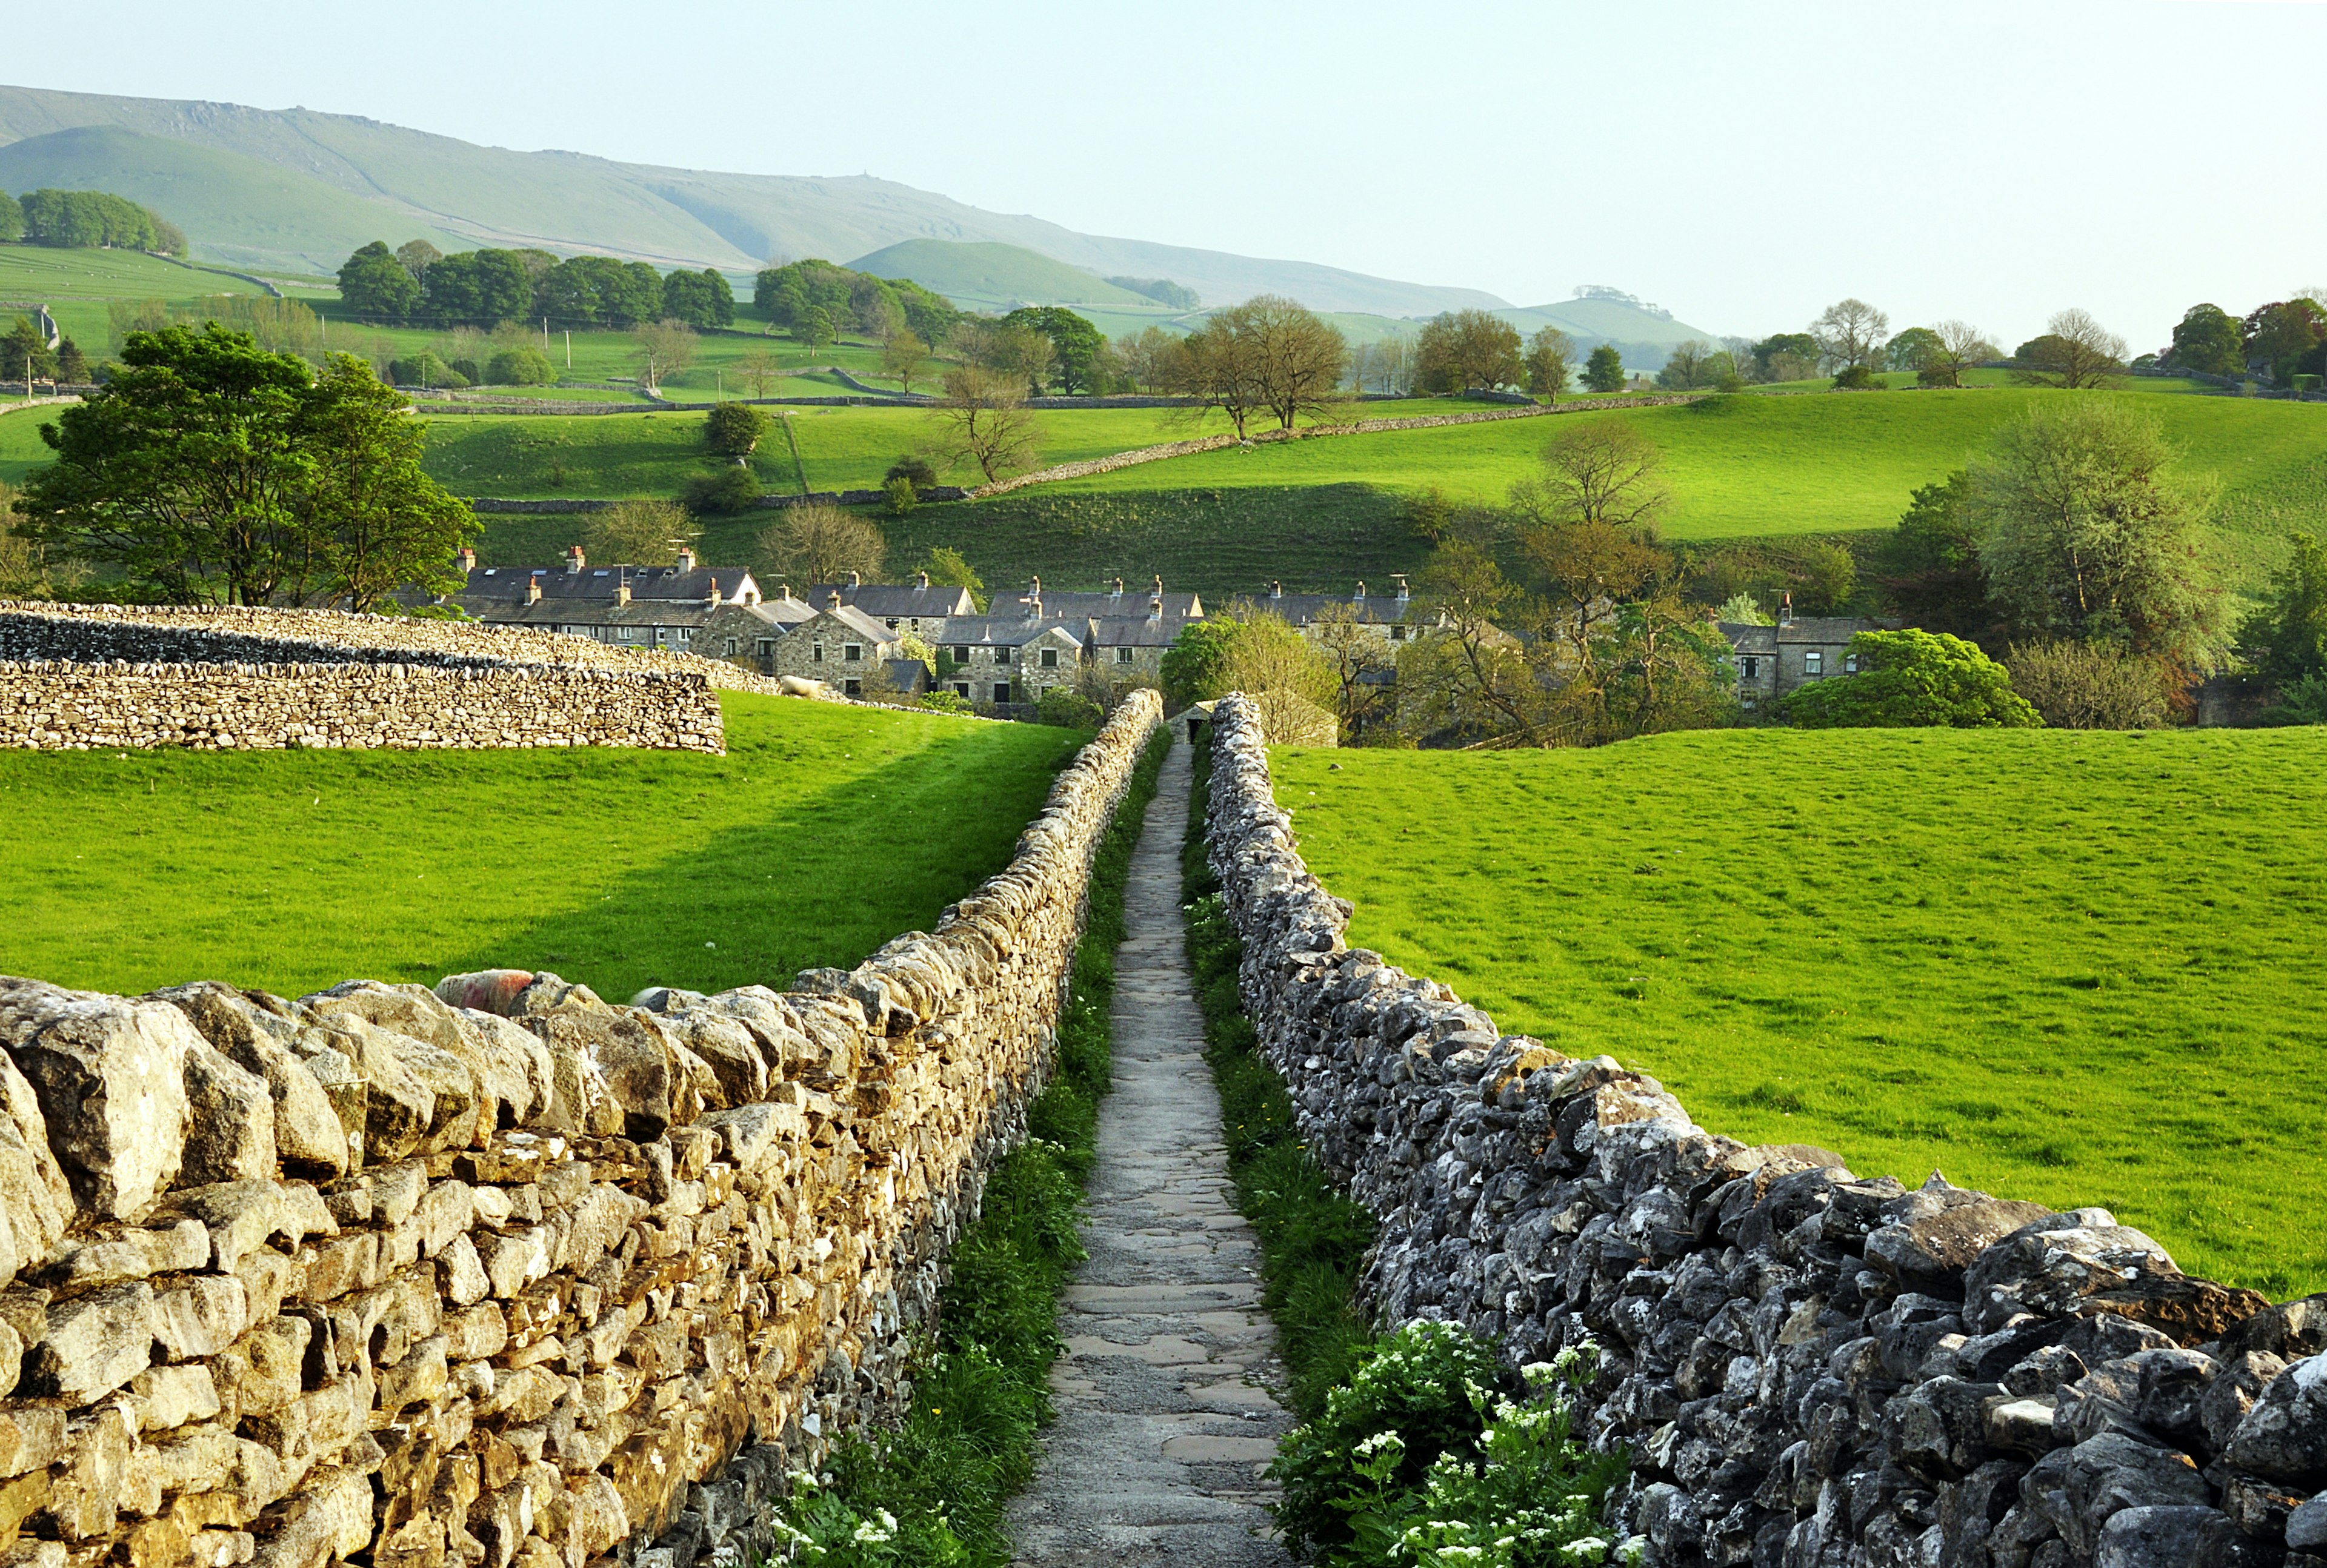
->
0, 691, 1082, 1003
1053, 387, 2327, 579
1272, 730, 2327, 1298
848, 239, 1151, 307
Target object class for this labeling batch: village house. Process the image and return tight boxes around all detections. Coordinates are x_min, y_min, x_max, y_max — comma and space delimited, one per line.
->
441, 545, 762, 652
1248, 575, 1445, 648
927, 612, 1088, 708
697, 587, 821, 670
1004, 575, 1205, 623
1719, 596, 1893, 706
766, 592, 913, 698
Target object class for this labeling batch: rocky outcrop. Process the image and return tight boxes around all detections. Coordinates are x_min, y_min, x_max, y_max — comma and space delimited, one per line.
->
0, 689, 1160, 1568
1200, 692, 2325, 1568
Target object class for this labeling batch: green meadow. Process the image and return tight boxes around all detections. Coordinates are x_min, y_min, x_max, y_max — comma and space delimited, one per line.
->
1271, 729, 2327, 1297
0, 692, 1082, 1003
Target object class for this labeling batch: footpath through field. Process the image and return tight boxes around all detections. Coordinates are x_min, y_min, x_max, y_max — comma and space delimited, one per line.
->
1006, 739, 1293, 1567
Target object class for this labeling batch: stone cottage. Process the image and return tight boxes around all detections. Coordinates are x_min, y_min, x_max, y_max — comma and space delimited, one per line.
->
442, 545, 763, 653
927, 614, 1087, 709
1720, 596, 1894, 706
767, 593, 911, 697
804, 572, 977, 637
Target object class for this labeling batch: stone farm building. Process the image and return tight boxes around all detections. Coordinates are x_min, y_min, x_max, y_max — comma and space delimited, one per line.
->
1718, 597, 1892, 707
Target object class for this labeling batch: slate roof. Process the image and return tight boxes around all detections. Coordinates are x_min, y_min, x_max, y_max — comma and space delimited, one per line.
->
1230, 586, 1425, 625
1718, 616, 1887, 654
802, 603, 902, 645
461, 565, 759, 604
999, 579, 1205, 621
928, 615, 1087, 649
1083, 615, 1184, 648
802, 580, 977, 617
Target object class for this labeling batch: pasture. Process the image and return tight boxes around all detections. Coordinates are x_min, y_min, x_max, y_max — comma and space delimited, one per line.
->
0, 691, 1083, 1003
1271, 728, 2327, 1297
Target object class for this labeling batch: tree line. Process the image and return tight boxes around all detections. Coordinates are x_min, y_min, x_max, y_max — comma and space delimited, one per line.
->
2159, 295, 2327, 387
0, 187, 185, 255
335, 241, 737, 330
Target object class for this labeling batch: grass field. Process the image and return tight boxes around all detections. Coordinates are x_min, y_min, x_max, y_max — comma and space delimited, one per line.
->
0, 692, 1083, 1003
1271, 729, 2327, 1298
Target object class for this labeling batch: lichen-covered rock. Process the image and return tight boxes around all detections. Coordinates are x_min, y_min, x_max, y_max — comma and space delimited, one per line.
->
0, 980, 194, 1219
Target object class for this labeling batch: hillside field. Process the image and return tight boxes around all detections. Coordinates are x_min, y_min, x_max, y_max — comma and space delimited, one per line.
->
1271, 729, 2327, 1298
0, 691, 1084, 1002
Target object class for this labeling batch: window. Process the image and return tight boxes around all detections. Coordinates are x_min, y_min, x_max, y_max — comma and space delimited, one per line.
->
1390, 624, 1407, 642
1804, 650, 1823, 676
1115, 646, 1134, 665
1039, 646, 1058, 668
999, 646, 1013, 664
953, 682, 970, 699
994, 682, 1012, 703
885, 617, 899, 630
1741, 657, 1759, 680
756, 639, 774, 658
953, 645, 970, 662
1843, 652, 1859, 673
722, 637, 738, 656
843, 643, 862, 662
674, 629, 690, 647
812, 642, 824, 663
844, 679, 862, 696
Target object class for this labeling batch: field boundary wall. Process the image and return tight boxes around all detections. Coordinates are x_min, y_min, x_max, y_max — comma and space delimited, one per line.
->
0, 604, 871, 750
0, 688, 1162, 1568
1201, 692, 2327, 1568
967, 393, 1708, 497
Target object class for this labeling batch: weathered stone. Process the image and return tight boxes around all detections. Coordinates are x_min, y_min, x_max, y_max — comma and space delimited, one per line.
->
47, 1403, 135, 1540
129, 1363, 222, 1432
2289, 1493, 2327, 1552
2095, 1506, 2283, 1568
1963, 1219, 2180, 1336
0, 1049, 73, 1283
1868, 1200, 2057, 1294
2060, 1433, 2212, 1555
2225, 1353, 2327, 1487
153, 1275, 250, 1362
0, 1405, 64, 1476
36, 1218, 208, 1289
22, 1280, 157, 1402
153, 1182, 283, 1274
179, 1043, 276, 1186
1, 980, 193, 1218
439, 1233, 489, 1307
247, 1464, 372, 1568
150, 985, 346, 1179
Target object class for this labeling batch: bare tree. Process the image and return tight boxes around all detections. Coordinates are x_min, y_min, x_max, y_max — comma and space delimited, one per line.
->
395, 239, 442, 281
1813, 297, 1890, 373
1114, 326, 1178, 393
756, 501, 887, 587
930, 365, 1042, 482
1919, 320, 1999, 388
881, 330, 929, 394
2013, 308, 2128, 390
1168, 296, 1347, 433
587, 499, 699, 565
631, 319, 697, 389
1306, 602, 1396, 734
733, 348, 782, 399
1508, 419, 1670, 530
1170, 310, 1268, 439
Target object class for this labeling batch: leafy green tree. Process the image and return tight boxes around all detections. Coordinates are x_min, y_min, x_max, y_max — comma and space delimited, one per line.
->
1416, 309, 1522, 393
395, 239, 443, 282
16, 326, 473, 606
1886, 327, 1942, 371
422, 250, 533, 324
792, 305, 835, 356
661, 268, 735, 330
881, 330, 929, 393
55, 337, 85, 384
1751, 332, 1820, 380
292, 354, 476, 611
1874, 471, 1990, 636
1160, 619, 1240, 711
19, 189, 159, 249
2240, 299, 2326, 387
336, 241, 422, 322
1654, 339, 1718, 390
2168, 304, 2245, 377
919, 545, 985, 609
1523, 327, 1573, 401
0, 192, 21, 242
1778, 630, 2039, 728
681, 467, 762, 516
2242, 530, 2327, 685
1970, 399, 2223, 663
3, 316, 57, 380
387, 353, 466, 388
703, 402, 770, 458
1003, 307, 1106, 394
1582, 343, 1625, 393
484, 347, 554, 386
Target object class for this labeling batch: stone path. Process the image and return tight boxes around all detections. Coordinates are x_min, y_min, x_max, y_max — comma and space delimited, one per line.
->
1006, 737, 1294, 1567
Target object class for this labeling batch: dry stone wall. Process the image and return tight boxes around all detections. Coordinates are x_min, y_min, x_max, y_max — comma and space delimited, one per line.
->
1201, 693, 2327, 1568
0, 605, 850, 752
0, 688, 1161, 1568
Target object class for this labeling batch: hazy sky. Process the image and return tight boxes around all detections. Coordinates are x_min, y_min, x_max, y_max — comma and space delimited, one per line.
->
19, 0, 2326, 347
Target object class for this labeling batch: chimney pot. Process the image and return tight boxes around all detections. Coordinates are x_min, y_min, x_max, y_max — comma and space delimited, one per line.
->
1270, 580, 1282, 598
525, 574, 541, 604
847, 571, 861, 588
707, 576, 721, 605
615, 582, 630, 606
676, 545, 696, 573
566, 545, 585, 574
1394, 573, 1410, 601
827, 589, 841, 609
916, 570, 929, 588
1112, 577, 1124, 597
1780, 593, 1794, 626
1354, 580, 1367, 599
458, 547, 476, 573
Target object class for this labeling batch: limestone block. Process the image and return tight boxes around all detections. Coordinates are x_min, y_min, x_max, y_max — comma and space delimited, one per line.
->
153, 1182, 283, 1274
2225, 1351, 2327, 1487
562, 1474, 628, 1565
47, 1403, 135, 1540
37, 1218, 209, 1289
0, 1404, 64, 1476
453, 1009, 555, 1127
247, 1464, 372, 1568
180, 1043, 277, 1186
128, 1363, 221, 1433
151, 985, 347, 1180
208, 1316, 307, 1423
1, 980, 193, 1219
153, 1275, 251, 1362
378, 1335, 448, 1415
416, 1180, 474, 1258
0, 1049, 73, 1283
24, 1280, 158, 1403
440, 1234, 490, 1307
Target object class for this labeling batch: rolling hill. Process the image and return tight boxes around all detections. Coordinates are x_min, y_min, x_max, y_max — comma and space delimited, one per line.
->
0, 125, 465, 275
0, 82, 1512, 314
850, 240, 1156, 310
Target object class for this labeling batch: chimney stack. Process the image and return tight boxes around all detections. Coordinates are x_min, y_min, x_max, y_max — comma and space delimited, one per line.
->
1354, 580, 1366, 600
525, 574, 542, 604
706, 576, 721, 605
827, 589, 842, 610
1148, 596, 1162, 623
1270, 580, 1282, 599
566, 545, 585, 574
614, 581, 630, 606
676, 545, 697, 573
847, 571, 861, 588
1112, 577, 1124, 599
779, 583, 792, 602
457, 547, 476, 573
1779, 593, 1794, 626
916, 570, 930, 590
1394, 573, 1410, 602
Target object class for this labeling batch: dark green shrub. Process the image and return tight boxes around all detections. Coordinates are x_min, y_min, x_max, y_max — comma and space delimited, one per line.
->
886, 454, 939, 488
681, 466, 762, 516
1832, 364, 1879, 390
485, 347, 555, 385
387, 353, 467, 388
703, 401, 770, 457
1036, 688, 1102, 728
